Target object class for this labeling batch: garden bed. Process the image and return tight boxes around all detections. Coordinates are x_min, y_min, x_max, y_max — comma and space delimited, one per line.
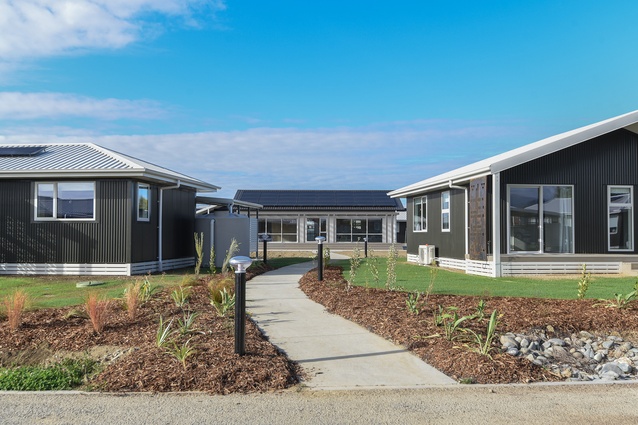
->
299, 266, 638, 384
0, 264, 301, 393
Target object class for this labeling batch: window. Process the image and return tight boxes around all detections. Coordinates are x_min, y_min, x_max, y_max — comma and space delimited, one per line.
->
441, 191, 450, 232
336, 218, 383, 242
608, 186, 633, 251
306, 217, 327, 242
137, 183, 150, 221
258, 218, 298, 242
413, 196, 427, 231
35, 182, 95, 220
508, 185, 573, 253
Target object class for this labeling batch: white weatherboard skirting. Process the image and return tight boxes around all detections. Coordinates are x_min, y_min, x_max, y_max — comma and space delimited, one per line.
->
407, 255, 622, 276
0, 257, 195, 276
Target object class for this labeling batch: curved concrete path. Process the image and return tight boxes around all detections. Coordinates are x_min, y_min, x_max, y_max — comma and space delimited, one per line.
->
247, 262, 457, 390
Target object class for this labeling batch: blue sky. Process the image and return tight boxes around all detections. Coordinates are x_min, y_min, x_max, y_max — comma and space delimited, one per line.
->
1, 1, 638, 198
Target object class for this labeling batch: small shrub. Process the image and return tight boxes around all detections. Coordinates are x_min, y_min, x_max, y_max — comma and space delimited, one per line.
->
208, 277, 234, 304
475, 299, 486, 321
177, 311, 200, 335
122, 281, 142, 320
602, 290, 637, 309
323, 247, 331, 267
211, 288, 235, 317
168, 339, 196, 369
170, 286, 191, 308
577, 264, 592, 300
194, 232, 204, 275
386, 243, 398, 290
348, 245, 362, 289
85, 292, 111, 334
221, 238, 240, 276
156, 316, 174, 348
140, 275, 161, 304
406, 291, 424, 315
433, 305, 474, 341
464, 309, 500, 357
367, 249, 380, 287
209, 245, 217, 275
3, 290, 28, 330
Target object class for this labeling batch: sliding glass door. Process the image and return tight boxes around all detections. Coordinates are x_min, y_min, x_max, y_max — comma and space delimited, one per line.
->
508, 185, 573, 253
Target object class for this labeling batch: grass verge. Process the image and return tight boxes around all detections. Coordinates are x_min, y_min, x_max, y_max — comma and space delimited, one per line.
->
338, 257, 638, 300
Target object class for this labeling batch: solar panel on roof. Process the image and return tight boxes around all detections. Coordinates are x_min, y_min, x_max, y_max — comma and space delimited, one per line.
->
0, 146, 46, 157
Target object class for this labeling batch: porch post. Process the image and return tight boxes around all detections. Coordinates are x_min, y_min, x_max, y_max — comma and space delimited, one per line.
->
492, 173, 501, 277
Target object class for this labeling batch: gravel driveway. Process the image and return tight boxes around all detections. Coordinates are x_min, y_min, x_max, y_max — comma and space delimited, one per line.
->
2, 382, 638, 424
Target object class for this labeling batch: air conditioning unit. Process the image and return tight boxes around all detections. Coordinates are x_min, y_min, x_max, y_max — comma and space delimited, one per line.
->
418, 245, 436, 265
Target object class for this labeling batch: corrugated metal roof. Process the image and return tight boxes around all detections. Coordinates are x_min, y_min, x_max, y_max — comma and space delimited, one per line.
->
234, 190, 405, 211
390, 110, 638, 198
0, 143, 219, 192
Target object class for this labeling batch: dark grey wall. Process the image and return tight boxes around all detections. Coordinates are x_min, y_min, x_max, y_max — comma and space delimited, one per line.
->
500, 128, 638, 254
160, 188, 196, 260
407, 188, 466, 259
0, 179, 131, 264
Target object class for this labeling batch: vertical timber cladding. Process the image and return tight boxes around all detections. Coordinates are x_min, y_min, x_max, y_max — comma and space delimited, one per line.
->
469, 177, 488, 261
0, 179, 131, 264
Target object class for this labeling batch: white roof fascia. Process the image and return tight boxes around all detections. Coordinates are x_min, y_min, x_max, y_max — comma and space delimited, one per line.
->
390, 110, 638, 199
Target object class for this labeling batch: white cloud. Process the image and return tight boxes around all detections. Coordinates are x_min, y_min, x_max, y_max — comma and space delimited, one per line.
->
0, 120, 527, 198
0, 0, 226, 60
0, 92, 166, 120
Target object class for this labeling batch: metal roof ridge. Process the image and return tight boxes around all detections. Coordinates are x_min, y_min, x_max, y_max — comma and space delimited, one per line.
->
390, 110, 638, 198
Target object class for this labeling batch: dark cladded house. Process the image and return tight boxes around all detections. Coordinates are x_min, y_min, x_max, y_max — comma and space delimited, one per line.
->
0, 143, 219, 275
390, 110, 638, 276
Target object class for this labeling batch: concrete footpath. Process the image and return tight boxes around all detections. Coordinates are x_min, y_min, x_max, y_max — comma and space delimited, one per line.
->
247, 261, 456, 389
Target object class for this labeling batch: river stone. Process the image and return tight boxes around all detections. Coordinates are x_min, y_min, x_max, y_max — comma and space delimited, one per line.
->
580, 331, 595, 339
594, 352, 605, 363
500, 335, 518, 348
572, 351, 584, 360
600, 363, 624, 376
520, 338, 530, 348
506, 348, 520, 356
620, 342, 633, 352
602, 340, 615, 350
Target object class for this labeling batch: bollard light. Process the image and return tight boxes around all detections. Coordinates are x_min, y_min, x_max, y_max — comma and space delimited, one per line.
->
315, 236, 326, 281
363, 237, 368, 258
259, 233, 272, 265
229, 256, 253, 355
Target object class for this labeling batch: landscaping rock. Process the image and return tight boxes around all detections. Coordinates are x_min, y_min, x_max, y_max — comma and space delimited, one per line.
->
502, 330, 638, 382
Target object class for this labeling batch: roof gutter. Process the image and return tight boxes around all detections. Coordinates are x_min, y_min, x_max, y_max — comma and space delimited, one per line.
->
158, 180, 181, 272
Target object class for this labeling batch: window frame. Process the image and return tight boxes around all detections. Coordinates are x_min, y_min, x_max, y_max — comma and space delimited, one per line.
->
608, 185, 634, 252
413, 196, 427, 232
137, 183, 151, 222
258, 217, 298, 243
34, 181, 96, 222
441, 191, 450, 232
506, 184, 575, 254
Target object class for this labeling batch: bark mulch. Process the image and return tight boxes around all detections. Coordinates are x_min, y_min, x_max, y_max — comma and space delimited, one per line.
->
0, 263, 300, 394
299, 265, 638, 384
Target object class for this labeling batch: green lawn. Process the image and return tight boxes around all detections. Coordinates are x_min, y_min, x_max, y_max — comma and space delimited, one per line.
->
337, 257, 637, 300
0, 257, 312, 310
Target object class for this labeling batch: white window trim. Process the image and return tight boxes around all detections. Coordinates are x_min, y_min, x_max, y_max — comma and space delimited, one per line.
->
506, 184, 575, 254
137, 183, 151, 222
413, 196, 427, 232
608, 185, 634, 252
441, 191, 450, 232
34, 181, 96, 222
